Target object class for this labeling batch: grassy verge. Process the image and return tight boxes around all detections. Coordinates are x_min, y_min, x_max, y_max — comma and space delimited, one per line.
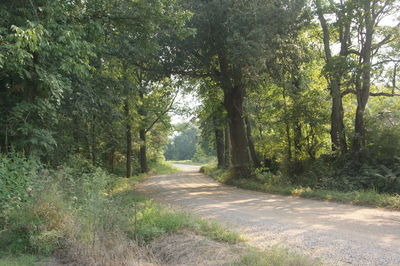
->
201, 165, 400, 210
233, 246, 321, 266
110, 176, 244, 245
0, 159, 241, 265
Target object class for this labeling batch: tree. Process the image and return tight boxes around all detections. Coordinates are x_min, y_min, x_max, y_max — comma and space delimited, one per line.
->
0, 0, 94, 156
314, 0, 354, 154
136, 76, 178, 173
196, 79, 227, 168
351, 0, 400, 153
168, 0, 308, 178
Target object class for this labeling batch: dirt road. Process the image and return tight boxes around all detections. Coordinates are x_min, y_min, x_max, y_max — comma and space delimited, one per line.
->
137, 164, 400, 265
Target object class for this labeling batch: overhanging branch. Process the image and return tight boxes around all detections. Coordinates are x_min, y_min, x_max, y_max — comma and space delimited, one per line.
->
145, 92, 178, 134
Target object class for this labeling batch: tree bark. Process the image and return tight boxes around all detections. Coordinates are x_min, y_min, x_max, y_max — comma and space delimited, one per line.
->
282, 88, 292, 161
125, 99, 132, 178
293, 119, 302, 158
330, 82, 347, 152
217, 50, 251, 178
139, 128, 148, 173
244, 115, 261, 168
110, 147, 115, 173
224, 125, 231, 169
214, 126, 225, 168
223, 84, 251, 178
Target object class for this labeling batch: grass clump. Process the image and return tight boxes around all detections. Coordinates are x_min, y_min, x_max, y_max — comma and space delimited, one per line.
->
136, 207, 243, 244
202, 164, 400, 210
195, 219, 245, 244
234, 246, 321, 266
107, 170, 244, 245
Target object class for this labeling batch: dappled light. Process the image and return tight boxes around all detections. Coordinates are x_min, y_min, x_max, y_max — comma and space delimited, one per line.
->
1, 0, 399, 264
139, 169, 400, 265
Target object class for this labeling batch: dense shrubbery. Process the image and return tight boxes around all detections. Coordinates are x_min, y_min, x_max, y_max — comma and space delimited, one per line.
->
280, 153, 400, 194
0, 153, 112, 255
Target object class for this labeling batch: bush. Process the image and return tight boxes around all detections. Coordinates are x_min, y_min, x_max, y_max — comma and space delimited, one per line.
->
1, 181, 68, 254
0, 155, 113, 256
0, 153, 40, 212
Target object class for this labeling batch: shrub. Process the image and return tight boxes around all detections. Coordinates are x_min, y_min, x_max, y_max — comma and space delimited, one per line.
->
0, 153, 40, 212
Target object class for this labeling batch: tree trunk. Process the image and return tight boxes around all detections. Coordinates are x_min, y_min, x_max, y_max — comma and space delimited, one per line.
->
215, 127, 225, 168
315, 0, 348, 154
224, 125, 231, 169
110, 147, 115, 173
139, 128, 148, 173
330, 82, 347, 153
282, 88, 292, 161
244, 115, 261, 168
353, 1, 373, 153
285, 122, 292, 161
125, 99, 132, 178
91, 119, 96, 165
223, 85, 251, 178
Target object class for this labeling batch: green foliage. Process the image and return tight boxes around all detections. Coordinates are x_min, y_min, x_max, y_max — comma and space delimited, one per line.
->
0, 154, 39, 212
0, 156, 111, 255
191, 144, 214, 163
164, 124, 198, 161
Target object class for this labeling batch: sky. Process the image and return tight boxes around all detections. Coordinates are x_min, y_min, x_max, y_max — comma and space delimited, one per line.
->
170, 90, 201, 125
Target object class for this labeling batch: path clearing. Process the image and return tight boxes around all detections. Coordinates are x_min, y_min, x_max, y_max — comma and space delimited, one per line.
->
137, 164, 400, 265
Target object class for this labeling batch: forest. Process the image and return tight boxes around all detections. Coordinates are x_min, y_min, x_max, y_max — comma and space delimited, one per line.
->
1, 0, 400, 265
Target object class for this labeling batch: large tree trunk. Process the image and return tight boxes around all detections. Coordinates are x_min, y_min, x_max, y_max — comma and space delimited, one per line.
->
217, 51, 251, 178
125, 99, 132, 178
139, 128, 148, 173
244, 115, 261, 168
223, 85, 251, 178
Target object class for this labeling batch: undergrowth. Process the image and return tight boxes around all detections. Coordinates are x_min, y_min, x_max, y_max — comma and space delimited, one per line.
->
201, 164, 400, 210
0, 154, 240, 265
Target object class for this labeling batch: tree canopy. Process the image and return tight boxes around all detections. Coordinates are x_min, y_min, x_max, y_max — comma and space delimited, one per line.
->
1, 0, 400, 192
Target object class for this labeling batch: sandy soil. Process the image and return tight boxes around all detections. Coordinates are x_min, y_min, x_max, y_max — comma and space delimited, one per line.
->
137, 164, 400, 266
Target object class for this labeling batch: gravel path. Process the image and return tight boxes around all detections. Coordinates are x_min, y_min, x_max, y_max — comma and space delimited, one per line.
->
137, 164, 400, 265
